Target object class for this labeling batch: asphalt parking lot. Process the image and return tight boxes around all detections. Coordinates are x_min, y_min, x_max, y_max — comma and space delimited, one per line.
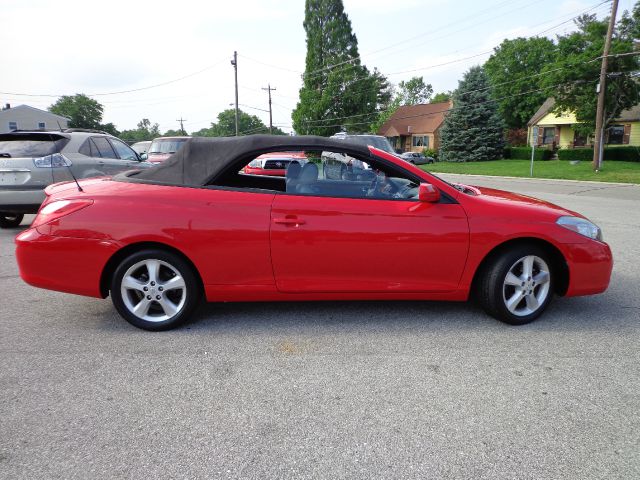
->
1, 175, 639, 479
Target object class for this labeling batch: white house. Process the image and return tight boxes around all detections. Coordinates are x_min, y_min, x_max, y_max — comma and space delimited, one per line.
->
0, 104, 70, 133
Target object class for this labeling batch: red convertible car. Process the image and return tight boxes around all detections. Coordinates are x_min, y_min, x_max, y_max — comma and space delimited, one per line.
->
15, 136, 612, 331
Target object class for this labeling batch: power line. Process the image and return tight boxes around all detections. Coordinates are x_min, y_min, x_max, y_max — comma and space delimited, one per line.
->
0, 57, 228, 98
301, 0, 535, 81
293, 78, 598, 129
299, 0, 610, 90
290, 2, 618, 109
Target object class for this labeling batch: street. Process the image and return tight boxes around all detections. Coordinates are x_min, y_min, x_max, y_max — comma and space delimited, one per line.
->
1, 175, 639, 479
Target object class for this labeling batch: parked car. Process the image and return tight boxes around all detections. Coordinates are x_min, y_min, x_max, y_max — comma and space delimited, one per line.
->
400, 151, 435, 165
243, 152, 307, 176
323, 133, 396, 180
146, 136, 190, 164
15, 135, 612, 331
131, 141, 151, 156
0, 129, 151, 228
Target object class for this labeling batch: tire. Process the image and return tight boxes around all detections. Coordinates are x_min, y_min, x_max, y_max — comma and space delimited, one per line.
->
110, 249, 202, 331
0, 213, 24, 228
478, 245, 554, 325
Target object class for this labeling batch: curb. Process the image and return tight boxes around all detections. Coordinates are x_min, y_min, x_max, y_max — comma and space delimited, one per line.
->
432, 172, 640, 187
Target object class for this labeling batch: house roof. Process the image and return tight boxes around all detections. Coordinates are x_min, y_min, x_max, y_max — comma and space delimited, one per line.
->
378, 101, 451, 136
528, 98, 640, 125
0, 104, 70, 121
527, 98, 556, 126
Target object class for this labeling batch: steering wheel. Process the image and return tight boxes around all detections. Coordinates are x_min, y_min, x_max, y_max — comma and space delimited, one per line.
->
367, 173, 399, 198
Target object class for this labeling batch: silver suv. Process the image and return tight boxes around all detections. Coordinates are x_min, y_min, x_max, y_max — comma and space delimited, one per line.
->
322, 133, 396, 180
0, 129, 152, 228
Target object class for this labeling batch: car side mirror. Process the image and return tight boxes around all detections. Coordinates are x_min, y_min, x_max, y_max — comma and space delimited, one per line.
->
419, 183, 440, 203
139, 153, 148, 161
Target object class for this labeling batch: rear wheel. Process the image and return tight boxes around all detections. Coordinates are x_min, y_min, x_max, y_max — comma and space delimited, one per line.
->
110, 249, 201, 331
0, 213, 24, 228
478, 245, 553, 325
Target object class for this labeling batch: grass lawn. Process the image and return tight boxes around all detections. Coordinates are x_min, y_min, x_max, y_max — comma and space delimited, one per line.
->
420, 159, 640, 184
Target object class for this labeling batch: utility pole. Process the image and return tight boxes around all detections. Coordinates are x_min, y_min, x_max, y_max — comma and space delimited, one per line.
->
593, 0, 619, 171
262, 84, 276, 134
231, 51, 239, 136
176, 117, 187, 135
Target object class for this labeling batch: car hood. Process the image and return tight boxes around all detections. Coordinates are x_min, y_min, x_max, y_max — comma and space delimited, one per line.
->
455, 183, 582, 219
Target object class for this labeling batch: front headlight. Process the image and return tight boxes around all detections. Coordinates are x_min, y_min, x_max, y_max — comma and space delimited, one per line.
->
557, 216, 603, 241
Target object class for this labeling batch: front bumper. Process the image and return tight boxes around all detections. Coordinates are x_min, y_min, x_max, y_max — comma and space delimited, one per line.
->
564, 240, 613, 297
0, 188, 45, 213
15, 227, 119, 298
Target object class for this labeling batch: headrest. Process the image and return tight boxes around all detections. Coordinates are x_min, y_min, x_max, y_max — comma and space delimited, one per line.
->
299, 162, 318, 183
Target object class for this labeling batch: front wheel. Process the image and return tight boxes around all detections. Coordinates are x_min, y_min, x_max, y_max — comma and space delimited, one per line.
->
0, 213, 24, 228
110, 249, 201, 331
478, 245, 554, 325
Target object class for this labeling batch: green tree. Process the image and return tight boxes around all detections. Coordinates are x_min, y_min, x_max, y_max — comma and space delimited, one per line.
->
292, 0, 379, 135
163, 129, 186, 137
439, 66, 505, 162
49, 94, 104, 129
120, 118, 160, 142
431, 91, 452, 103
484, 37, 555, 129
397, 76, 433, 105
191, 109, 285, 137
99, 122, 119, 136
541, 13, 640, 136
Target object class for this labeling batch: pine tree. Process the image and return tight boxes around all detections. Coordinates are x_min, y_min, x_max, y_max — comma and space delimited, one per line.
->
439, 66, 505, 162
292, 0, 378, 135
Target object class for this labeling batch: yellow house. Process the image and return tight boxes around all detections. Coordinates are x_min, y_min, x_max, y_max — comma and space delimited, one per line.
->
527, 98, 640, 148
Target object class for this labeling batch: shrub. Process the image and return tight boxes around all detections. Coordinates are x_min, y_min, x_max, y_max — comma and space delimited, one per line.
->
509, 146, 552, 160
423, 148, 438, 159
557, 147, 640, 162
506, 128, 528, 146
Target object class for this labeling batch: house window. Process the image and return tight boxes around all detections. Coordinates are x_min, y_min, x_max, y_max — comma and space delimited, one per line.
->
8, 121, 17, 131
412, 135, 429, 148
542, 127, 555, 145
38, 122, 46, 129
607, 125, 625, 145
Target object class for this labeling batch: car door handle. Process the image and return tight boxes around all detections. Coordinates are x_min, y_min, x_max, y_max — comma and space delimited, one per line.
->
273, 216, 306, 226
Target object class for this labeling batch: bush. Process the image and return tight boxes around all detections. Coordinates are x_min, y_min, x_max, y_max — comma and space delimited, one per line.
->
508, 146, 553, 160
557, 147, 640, 162
423, 148, 438, 159
506, 128, 528, 147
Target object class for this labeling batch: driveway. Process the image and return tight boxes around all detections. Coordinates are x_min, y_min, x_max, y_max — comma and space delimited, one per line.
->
1, 175, 639, 479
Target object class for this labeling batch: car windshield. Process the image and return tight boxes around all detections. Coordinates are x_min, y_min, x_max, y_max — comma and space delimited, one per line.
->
149, 139, 188, 154
0, 135, 68, 158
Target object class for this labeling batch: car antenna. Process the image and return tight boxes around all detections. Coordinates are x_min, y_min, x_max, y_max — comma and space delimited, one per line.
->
66, 160, 84, 192
48, 132, 83, 192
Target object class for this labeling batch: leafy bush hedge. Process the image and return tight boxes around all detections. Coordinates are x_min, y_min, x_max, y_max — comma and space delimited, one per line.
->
557, 147, 640, 162
505, 147, 553, 160
423, 148, 438, 159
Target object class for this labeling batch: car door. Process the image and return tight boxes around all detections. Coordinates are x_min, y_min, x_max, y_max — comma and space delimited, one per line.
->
72, 136, 122, 177
108, 138, 146, 172
270, 158, 469, 293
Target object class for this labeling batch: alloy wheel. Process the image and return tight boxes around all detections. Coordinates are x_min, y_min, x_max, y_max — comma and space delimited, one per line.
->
502, 255, 551, 317
120, 259, 187, 322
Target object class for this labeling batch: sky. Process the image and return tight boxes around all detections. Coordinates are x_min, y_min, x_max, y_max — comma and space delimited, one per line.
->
1, 0, 632, 135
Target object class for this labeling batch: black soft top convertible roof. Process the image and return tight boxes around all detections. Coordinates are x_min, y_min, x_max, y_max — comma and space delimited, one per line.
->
122, 134, 372, 187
